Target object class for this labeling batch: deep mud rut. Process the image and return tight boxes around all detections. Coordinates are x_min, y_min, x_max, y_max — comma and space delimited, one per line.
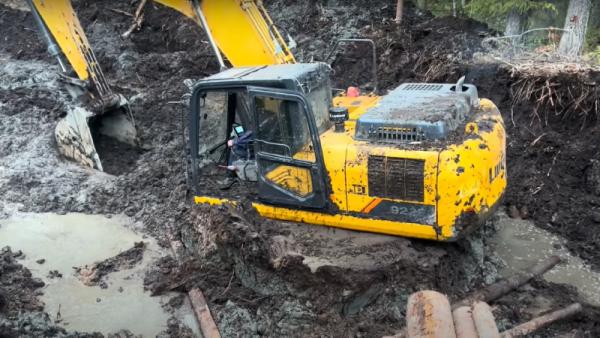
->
1, 0, 600, 337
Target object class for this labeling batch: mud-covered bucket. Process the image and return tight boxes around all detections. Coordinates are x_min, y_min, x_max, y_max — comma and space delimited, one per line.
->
55, 98, 137, 171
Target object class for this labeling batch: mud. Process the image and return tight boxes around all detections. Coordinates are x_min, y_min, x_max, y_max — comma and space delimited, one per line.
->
0, 247, 97, 337
0, 247, 44, 319
77, 242, 146, 288
0, 212, 200, 337
147, 203, 502, 337
1, 0, 599, 336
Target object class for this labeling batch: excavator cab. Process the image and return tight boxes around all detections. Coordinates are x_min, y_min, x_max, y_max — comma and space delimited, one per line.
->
189, 63, 332, 209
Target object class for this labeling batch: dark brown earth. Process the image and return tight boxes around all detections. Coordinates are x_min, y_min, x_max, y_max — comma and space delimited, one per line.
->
1, 0, 599, 337
76, 242, 146, 288
0, 247, 101, 338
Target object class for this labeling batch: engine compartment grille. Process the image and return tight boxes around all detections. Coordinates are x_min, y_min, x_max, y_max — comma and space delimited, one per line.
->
367, 127, 426, 142
368, 156, 425, 202
402, 84, 444, 91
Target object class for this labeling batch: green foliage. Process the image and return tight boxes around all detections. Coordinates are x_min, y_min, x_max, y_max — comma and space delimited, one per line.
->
585, 28, 600, 54
466, 0, 556, 31
586, 46, 600, 64
421, 0, 558, 32
466, 0, 556, 18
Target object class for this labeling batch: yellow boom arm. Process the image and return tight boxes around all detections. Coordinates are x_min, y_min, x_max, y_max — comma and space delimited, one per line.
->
29, 0, 112, 97
155, 0, 296, 67
28, 0, 296, 90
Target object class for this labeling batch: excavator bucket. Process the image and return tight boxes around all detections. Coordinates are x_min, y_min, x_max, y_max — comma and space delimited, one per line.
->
27, 0, 137, 171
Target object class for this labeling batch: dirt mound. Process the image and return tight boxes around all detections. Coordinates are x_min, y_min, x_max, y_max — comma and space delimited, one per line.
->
0, 5, 45, 60
480, 65, 600, 271
266, 0, 490, 91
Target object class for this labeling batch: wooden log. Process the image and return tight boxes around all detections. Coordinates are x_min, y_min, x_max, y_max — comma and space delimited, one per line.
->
452, 306, 478, 338
500, 303, 582, 338
453, 256, 561, 309
167, 235, 222, 338
122, 0, 148, 38
395, 0, 404, 24
406, 291, 457, 338
189, 288, 222, 338
472, 302, 500, 338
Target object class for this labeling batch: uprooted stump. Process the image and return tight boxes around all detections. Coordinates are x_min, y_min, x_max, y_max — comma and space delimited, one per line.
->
509, 63, 600, 128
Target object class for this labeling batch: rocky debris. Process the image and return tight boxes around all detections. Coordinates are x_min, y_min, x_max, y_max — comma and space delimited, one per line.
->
76, 242, 145, 288
265, 0, 489, 91
592, 211, 600, 224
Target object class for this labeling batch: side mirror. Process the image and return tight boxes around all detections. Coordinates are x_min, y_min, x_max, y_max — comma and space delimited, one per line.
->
329, 107, 349, 133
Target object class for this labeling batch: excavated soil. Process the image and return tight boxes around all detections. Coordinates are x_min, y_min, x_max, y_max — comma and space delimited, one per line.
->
1, 0, 600, 336
76, 242, 146, 288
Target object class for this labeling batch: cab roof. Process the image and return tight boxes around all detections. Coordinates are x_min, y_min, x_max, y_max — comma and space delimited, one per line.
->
194, 62, 330, 92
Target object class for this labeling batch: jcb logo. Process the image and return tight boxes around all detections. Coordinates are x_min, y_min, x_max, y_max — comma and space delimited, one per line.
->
489, 153, 506, 183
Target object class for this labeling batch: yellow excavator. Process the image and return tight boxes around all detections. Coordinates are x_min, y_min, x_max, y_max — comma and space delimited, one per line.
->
28, 0, 506, 241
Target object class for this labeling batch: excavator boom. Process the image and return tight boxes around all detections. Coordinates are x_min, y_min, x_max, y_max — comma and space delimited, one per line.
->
154, 0, 295, 67
26, 0, 296, 171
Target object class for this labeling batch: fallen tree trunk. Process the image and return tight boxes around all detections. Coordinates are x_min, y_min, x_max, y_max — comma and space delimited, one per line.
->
406, 291, 456, 338
453, 256, 561, 309
189, 288, 222, 338
472, 302, 500, 338
452, 306, 478, 338
501, 303, 582, 337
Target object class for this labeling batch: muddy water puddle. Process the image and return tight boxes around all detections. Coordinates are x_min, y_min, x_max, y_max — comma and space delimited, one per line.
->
490, 211, 600, 306
0, 213, 199, 336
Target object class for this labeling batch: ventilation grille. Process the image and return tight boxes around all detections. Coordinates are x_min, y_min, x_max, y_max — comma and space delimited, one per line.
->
368, 156, 425, 202
367, 127, 426, 143
402, 84, 444, 91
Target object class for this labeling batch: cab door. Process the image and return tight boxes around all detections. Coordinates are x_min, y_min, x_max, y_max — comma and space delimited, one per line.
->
249, 87, 327, 209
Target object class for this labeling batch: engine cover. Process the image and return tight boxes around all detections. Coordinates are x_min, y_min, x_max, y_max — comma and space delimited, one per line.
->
355, 83, 479, 142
